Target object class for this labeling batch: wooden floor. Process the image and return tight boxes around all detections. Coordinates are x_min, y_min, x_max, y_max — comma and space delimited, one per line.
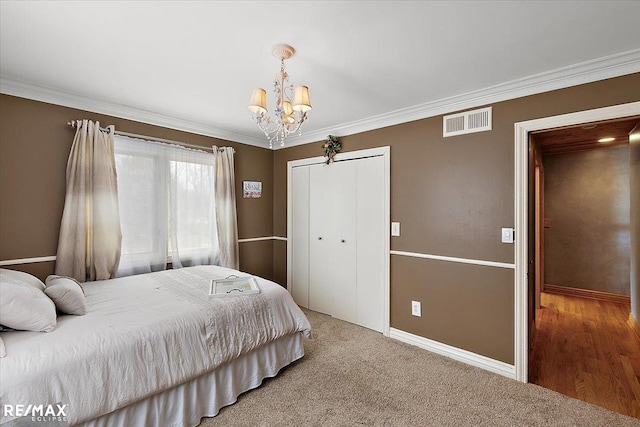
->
529, 292, 640, 419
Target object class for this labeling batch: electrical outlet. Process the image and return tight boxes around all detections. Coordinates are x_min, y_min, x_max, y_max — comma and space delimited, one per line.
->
411, 300, 421, 317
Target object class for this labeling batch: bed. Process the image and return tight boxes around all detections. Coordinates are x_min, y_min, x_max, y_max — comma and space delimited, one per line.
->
0, 265, 311, 426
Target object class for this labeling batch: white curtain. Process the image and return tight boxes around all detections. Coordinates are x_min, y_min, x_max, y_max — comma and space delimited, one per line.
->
55, 120, 122, 282
213, 146, 239, 269
113, 136, 168, 276
168, 146, 219, 268
114, 136, 234, 276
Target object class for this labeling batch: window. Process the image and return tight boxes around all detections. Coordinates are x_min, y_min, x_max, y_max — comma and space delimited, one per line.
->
114, 135, 219, 276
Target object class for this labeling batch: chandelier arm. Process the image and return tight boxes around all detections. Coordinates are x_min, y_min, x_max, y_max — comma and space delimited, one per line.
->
283, 84, 295, 102
254, 114, 280, 137
287, 114, 307, 135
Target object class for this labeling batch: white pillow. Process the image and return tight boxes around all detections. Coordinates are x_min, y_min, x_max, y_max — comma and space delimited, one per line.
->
0, 336, 6, 358
0, 268, 45, 290
0, 269, 56, 332
44, 275, 87, 316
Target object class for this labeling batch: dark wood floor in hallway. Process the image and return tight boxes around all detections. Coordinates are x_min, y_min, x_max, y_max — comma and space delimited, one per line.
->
529, 292, 640, 419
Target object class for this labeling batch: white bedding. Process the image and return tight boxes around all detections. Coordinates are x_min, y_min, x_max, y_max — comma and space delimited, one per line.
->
0, 266, 311, 425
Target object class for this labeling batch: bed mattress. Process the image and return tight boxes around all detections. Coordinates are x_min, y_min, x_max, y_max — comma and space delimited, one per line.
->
0, 266, 311, 425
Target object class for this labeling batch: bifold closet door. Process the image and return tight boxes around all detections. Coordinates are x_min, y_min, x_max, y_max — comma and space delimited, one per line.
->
308, 163, 333, 315
356, 156, 385, 332
290, 165, 310, 308
328, 161, 357, 324
308, 161, 357, 322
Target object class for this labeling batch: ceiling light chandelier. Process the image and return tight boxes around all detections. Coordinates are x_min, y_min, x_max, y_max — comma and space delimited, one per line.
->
248, 44, 312, 149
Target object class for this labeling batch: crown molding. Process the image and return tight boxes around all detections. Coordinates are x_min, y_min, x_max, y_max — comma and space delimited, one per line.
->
279, 48, 640, 149
0, 78, 270, 149
2, 49, 639, 150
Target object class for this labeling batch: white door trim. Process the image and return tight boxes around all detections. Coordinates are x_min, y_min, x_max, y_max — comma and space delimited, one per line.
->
287, 146, 391, 336
513, 101, 640, 383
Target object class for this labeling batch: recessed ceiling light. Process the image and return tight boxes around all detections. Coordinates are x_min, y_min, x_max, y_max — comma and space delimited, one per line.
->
598, 137, 615, 143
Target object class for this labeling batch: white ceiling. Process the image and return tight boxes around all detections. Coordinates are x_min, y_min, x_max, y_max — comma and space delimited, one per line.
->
1, 1, 640, 149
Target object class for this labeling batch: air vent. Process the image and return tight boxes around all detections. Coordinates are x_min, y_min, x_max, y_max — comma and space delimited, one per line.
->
443, 107, 492, 137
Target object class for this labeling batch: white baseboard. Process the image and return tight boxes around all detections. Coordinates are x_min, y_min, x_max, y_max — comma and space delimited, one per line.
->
389, 327, 516, 380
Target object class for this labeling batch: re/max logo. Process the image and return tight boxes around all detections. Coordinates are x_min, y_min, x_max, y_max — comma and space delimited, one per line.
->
2, 403, 68, 417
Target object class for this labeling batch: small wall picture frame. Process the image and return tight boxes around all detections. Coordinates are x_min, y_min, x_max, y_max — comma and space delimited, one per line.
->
243, 181, 262, 198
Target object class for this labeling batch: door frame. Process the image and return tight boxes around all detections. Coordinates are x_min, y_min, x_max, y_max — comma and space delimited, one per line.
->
513, 101, 640, 382
534, 159, 542, 313
287, 146, 391, 336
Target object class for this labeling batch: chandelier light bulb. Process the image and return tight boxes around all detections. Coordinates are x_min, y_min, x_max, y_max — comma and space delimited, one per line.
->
248, 88, 267, 114
282, 101, 295, 124
292, 86, 312, 112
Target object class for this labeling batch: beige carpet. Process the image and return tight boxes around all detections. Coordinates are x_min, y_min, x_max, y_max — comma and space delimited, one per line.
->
200, 309, 639, 426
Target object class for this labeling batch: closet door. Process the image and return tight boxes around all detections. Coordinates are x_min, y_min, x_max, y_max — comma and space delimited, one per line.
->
356, 156, 385, 332
290, 165, 310, 308
288, 148, 388, 333
308, 161, 357, 321
308, 163, 335, 315
328, 160, 357, 324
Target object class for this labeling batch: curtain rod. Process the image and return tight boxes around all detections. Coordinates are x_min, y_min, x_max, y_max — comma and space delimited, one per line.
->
66, 120, 234, 153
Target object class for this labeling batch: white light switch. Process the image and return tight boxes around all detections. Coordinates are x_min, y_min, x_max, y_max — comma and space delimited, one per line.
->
391, 222, 401, 236
501, 227, 514, 243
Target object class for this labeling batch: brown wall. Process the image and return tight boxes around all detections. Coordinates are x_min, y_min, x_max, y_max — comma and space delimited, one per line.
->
543, 146, 630, 295
274, 73, 640, 364
0, 94, 275, 281
631, 124, 640, 320
391, 256, 514, 361
2, 73, 639, 365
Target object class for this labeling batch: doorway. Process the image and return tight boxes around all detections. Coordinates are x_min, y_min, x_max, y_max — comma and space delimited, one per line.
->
530, 117, 638, 310
513, 101, 640, 383
526, 117, 640, 417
